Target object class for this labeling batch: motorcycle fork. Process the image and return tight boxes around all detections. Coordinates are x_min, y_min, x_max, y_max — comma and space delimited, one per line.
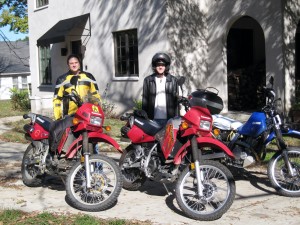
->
81, 131, 92, 188
273, 123, 295, 176
282, 150, 296, 177
191, 135, 204, 197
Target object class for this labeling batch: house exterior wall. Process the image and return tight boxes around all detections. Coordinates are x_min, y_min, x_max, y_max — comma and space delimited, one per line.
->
28, 0, 298, 116
0, 73, 29, 99
28, 0, 169, 116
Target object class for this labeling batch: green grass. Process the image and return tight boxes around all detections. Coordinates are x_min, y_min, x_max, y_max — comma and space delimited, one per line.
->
0, 209, 150, 225
0, 100, 29, 118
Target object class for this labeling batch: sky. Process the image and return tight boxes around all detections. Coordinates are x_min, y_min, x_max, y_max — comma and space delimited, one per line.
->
0, 25, 28, 41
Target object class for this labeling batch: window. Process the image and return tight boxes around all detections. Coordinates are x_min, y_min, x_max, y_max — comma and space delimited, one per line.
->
22, 76, 28, 89
13, 77, 18, 89
113, 29, 139, 77
36, 0, 49, 8
38, 45, 52, 85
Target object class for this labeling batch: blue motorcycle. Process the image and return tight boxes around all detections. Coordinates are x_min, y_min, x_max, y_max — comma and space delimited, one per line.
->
211, 78, 300, 197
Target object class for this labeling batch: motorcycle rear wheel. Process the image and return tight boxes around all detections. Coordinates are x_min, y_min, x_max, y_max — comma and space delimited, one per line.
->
268, 148, 300, 197
176, 160, 236, 221
21, 144, 44, 187
66, 154, 122, 211
119, 147, 147, 191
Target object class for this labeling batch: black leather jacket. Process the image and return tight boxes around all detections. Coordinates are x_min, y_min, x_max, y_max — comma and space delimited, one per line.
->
142, 73, 179, 120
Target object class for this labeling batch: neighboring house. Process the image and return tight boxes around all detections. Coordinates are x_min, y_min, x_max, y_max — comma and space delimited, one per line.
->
0, 41, 31, 100
27, 0, 300, 116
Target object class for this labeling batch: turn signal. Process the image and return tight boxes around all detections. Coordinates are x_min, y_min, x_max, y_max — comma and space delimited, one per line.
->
105, 126, 111, 131
181, 121, 189, 129
190, 163, 195, 170
72, 117, 79, 125
213, 128, 221, 136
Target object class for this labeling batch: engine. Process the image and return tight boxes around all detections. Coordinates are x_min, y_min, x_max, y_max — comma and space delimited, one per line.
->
135, 144, 178, 182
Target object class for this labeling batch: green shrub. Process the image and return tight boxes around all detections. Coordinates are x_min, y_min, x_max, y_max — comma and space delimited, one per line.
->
133, 98, 142, 110
10, 88, 31, 111
102, 83, 117, 118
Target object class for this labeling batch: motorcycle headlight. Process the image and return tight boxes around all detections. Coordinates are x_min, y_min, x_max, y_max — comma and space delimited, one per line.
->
200, 120, 211, 130
90, 116, 102, 126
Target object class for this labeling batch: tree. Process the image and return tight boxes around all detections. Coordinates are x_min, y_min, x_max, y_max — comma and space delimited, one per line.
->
0, 0, 28, 33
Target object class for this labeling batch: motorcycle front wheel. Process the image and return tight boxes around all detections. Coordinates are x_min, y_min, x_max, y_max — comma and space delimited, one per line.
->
268, 148, 300, 197
21, 144, 44, 187
66, 154, 123, 211
176, 160, 236, 221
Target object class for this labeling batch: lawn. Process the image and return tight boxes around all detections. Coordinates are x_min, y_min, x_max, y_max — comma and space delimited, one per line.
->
0, 100, 29, 118
0, 209, 150, 225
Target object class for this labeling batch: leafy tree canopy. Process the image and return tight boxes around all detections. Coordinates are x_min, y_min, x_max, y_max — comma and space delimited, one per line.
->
0, 0, 28, 33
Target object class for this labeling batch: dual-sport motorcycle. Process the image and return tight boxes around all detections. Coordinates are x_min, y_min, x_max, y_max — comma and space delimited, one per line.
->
21, 76, 123, 211
119, 77, 236, 221
211, 77, 300, 197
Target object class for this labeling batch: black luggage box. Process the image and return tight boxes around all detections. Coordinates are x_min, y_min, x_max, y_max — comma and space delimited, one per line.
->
189, 88, 223, 115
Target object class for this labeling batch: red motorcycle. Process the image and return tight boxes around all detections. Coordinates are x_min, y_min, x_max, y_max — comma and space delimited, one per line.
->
21, 81, 123, 212
119, 77, 236, 221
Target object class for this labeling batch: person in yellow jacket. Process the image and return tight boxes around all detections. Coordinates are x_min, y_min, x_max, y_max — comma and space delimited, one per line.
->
49, 54, 101, 153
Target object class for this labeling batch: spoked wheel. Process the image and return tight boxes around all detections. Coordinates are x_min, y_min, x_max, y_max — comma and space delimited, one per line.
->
21, 144, 44, 187
66, 154, 122, 211
176, 160, 236, 221
119, 147, 147, 191
268, 148, 300, 197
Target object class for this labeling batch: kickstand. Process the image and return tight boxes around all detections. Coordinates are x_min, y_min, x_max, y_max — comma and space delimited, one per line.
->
162, 183, 172, 196
60, 176, 66, 186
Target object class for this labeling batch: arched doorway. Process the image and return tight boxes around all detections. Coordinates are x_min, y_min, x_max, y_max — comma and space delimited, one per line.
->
227, 16, 266, 111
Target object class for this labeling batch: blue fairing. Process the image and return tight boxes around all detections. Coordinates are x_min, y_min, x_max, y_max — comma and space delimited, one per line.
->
238, 112, 267, 137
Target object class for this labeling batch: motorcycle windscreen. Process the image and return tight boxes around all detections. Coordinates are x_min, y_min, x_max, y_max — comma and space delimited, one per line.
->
238, 112, 267, 137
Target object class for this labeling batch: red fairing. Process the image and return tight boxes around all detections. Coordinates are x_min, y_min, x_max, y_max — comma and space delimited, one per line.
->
30, 123, 49, 140
127, 125, 155, 143
57, 127, 71, 154
182, 106, 212, 136
73, 103, 104, 132
172, 136, 235, 165
160, 121, 180, 159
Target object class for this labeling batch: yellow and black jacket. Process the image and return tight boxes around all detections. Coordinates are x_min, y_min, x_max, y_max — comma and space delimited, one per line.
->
53, 71, 101, 120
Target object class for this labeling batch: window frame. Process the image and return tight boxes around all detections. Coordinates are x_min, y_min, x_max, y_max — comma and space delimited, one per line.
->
38, 45, 52, 86
36, 0, 49, 9
21, 76, 28, 89
12, 76, 18, 89
113, 29, 139, 79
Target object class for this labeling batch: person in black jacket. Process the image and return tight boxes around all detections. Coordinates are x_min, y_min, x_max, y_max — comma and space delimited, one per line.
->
142, 52, 179, 126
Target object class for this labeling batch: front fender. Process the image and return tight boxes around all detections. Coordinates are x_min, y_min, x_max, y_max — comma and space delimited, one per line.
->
173, 136, 234, 164
89, 132, 122, 153
264, 129, 300, 145
65, 132, 122, 158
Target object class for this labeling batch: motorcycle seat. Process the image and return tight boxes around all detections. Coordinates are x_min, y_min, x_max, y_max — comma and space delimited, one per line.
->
35, 115, 54, 132
134, 117, 163, 136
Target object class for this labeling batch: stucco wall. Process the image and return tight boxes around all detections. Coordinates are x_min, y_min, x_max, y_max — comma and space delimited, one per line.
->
28, 0, 170, 116
28, 0, 297, 116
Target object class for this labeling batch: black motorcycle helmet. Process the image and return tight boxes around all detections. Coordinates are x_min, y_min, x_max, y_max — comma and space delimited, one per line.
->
151, 52, 171, 73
